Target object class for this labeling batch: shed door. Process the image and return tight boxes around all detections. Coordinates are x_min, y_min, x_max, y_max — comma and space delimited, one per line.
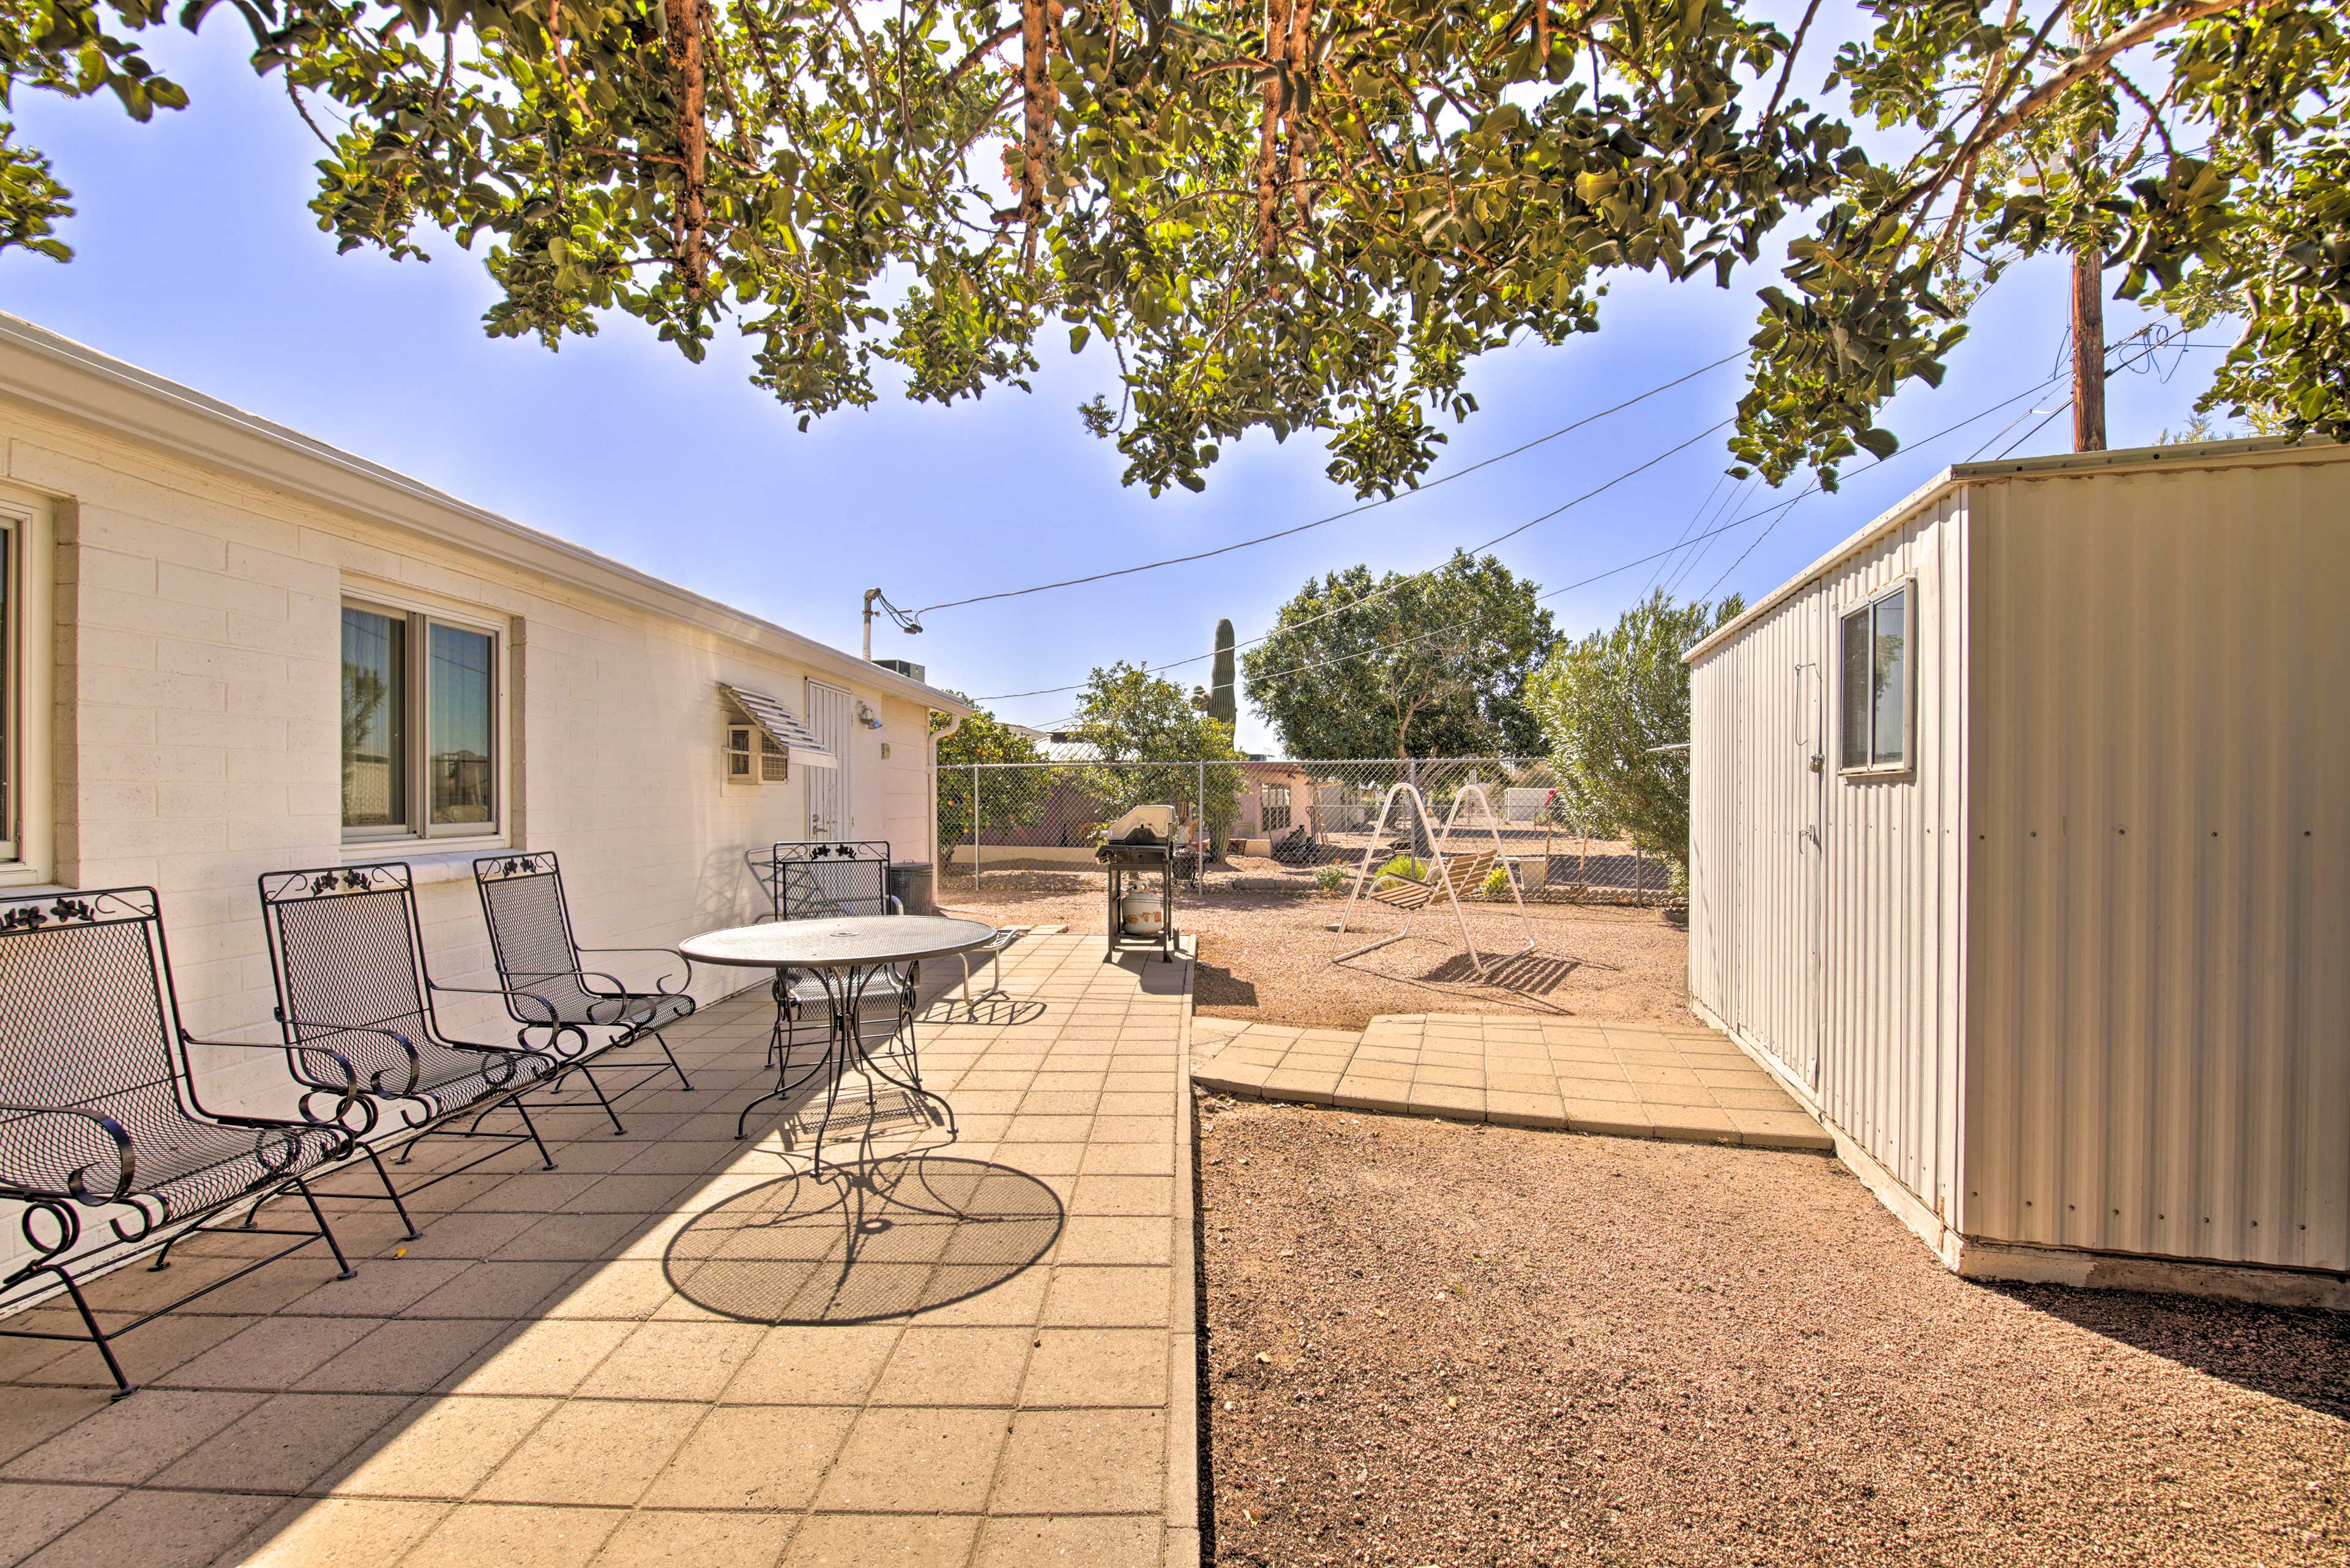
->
804, 680, 852, 840
1797, 637, 1826, 1091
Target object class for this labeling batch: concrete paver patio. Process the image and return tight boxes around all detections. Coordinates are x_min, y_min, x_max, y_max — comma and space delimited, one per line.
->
0, 935, 1196, 1567
1191, 1012, 1830, 1150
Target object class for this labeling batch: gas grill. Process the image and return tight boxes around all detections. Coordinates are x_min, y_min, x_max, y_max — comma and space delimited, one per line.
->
1095, 806, 1182, 963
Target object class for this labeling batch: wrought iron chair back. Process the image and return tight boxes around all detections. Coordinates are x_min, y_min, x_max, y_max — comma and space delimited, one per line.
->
474, 854, 605, 1023
258, 865, 442, 1068
748, 841, 899, 922
1, 889, 206, 1209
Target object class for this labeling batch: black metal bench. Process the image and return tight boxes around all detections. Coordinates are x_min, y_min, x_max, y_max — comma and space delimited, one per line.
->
258, 863, 567, 1199
474, 852, 695, 1122
0, 887, 362, 1397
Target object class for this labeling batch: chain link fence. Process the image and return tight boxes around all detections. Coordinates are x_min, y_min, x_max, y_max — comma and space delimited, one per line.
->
936, 752, 1673, 904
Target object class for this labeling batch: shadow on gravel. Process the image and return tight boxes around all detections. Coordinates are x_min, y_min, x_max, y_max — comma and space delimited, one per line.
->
1997, 1283, 2350, 1421
1192, 957, 1258, 1009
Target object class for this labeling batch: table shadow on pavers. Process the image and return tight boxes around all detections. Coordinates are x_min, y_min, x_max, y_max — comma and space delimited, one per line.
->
663, 1151, 1063, 1324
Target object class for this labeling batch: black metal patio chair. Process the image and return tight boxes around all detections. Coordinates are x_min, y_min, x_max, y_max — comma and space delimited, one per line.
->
747, 840, 1020, 1027
0, 886, 364, 1398
258, 863, 569, 1189
744, 841, 920, 1067
474, 852, 695, 1114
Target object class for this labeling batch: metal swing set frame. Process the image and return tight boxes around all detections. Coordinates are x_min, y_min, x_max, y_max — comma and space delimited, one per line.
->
1334, 782, 1536, 979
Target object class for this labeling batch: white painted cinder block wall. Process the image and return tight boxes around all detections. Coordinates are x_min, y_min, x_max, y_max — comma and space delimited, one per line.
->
0, 386, 952, 1280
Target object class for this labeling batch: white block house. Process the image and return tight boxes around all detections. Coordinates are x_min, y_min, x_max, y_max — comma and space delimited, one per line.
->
1684, 437, 2348, 1305
0, 312, 968, 1089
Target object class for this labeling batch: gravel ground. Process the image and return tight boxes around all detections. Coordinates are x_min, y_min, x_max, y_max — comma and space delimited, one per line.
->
938, 875, 1689, 1030
1198, 1096, 2350, 1568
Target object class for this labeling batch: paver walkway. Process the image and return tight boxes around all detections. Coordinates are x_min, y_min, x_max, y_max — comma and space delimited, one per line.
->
0, 935, 1197, 1567
1192, 1012, 1830, 1151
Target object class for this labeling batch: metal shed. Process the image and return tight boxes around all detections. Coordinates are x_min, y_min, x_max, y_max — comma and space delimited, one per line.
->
1684, 436, 2348, 1305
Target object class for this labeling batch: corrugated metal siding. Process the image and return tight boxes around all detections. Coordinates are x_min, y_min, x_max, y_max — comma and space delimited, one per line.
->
1688, 493, 1969, 1223
1816, 493, 1970, 1223
1695, 590, 1825, 1082
1964, 461, 2350, 1271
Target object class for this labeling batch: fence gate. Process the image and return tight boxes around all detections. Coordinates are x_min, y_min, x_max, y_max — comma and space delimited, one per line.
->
804, 679, 852, 840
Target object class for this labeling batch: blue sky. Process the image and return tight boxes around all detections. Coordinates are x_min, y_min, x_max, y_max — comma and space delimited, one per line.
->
2, 24, 2225, 752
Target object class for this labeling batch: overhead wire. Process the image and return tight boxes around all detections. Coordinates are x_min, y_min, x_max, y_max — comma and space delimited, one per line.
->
968, 416, 1732, 701
994, 333, 2221, 717
910, 349, 1745, 617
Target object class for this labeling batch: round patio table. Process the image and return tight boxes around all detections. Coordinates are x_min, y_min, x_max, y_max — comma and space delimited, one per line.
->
682, 916, 998, 1170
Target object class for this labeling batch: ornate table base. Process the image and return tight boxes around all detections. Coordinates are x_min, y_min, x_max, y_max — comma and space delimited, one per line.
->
734, 960, 958, 1173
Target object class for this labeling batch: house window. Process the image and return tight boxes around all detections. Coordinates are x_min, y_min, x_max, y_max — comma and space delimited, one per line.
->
1261, 783, 1292, 832
341, 599, 504, 840
1840, 580, 1913, 774
723, 725, 789, 785
0, 494, 54, 885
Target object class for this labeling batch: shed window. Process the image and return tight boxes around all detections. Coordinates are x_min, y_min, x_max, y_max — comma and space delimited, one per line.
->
1839, 581, 1912, 773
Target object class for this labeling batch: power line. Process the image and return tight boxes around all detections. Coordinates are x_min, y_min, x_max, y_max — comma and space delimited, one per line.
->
992, 334, 2220, 713
966, 417, 1733, 702
912, 350, 1745, 616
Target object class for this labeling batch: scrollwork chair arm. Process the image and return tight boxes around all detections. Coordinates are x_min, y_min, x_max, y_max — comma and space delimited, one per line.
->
433, 980, 563, 1027
0, 1100, 136, 1204
181, 1032, 370, 1133
577, 946, 694, 996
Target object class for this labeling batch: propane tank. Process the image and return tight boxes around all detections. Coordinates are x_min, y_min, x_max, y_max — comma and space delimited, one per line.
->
1117, 891, 1164, 938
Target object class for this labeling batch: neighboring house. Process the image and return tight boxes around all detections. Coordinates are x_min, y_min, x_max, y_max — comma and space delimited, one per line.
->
0, 311, 972, 1065
1685, 436, 2348, 1305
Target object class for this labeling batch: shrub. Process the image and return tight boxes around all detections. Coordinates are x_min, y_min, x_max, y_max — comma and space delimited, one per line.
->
1482, 864, 1515, 901
1376, 853, 1426, 883
1312, 864, 1349, 894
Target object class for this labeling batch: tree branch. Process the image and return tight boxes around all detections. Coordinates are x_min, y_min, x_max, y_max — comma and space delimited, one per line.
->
1760, 0, 1820, 125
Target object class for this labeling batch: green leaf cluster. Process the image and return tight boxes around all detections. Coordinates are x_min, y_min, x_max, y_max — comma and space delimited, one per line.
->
6, 0, 2340, 487
1241, 549, 1556, 760
1523, 587, 1737, 875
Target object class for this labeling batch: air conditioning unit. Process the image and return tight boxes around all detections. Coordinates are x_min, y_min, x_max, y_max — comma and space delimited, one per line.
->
874, 657, 925, 682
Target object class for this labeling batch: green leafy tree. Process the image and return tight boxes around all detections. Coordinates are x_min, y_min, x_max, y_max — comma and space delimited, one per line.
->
1069, 662, 1244, 842
1243, 551, 1556, 760
933, 707, 1043, 871
1525, 591, 1743, 882
7, 0, 2337, 490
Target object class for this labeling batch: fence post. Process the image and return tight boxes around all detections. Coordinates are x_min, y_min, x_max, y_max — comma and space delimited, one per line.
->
971, 762, 982, 889
1196, 761, 1206, 862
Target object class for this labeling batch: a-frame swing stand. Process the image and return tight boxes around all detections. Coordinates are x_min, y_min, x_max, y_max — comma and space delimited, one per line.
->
1334, 782, 1536, 979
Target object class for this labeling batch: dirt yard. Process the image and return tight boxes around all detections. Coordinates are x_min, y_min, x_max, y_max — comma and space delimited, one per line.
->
1197, 1096, 2350, 1568
936, 873, 1690, 1031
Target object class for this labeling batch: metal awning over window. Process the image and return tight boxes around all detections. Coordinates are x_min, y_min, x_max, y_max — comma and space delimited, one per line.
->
720, 683, 838, 769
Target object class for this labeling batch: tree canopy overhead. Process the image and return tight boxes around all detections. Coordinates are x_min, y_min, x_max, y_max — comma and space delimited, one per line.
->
8, 0, 2338, 491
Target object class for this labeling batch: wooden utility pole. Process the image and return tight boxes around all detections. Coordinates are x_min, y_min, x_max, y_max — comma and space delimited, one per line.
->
2073, 248, 2107, 452
2068, 1, 2107, 453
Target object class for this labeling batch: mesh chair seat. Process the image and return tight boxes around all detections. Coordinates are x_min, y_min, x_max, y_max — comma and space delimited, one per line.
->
400, 1039, 561, 1119
1, 1079, 348, 1224
611, 991, 695, 1036
118, 1098, 348, 1223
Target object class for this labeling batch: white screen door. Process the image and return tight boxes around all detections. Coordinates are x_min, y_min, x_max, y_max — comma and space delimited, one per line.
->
804, 679, 852, 840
